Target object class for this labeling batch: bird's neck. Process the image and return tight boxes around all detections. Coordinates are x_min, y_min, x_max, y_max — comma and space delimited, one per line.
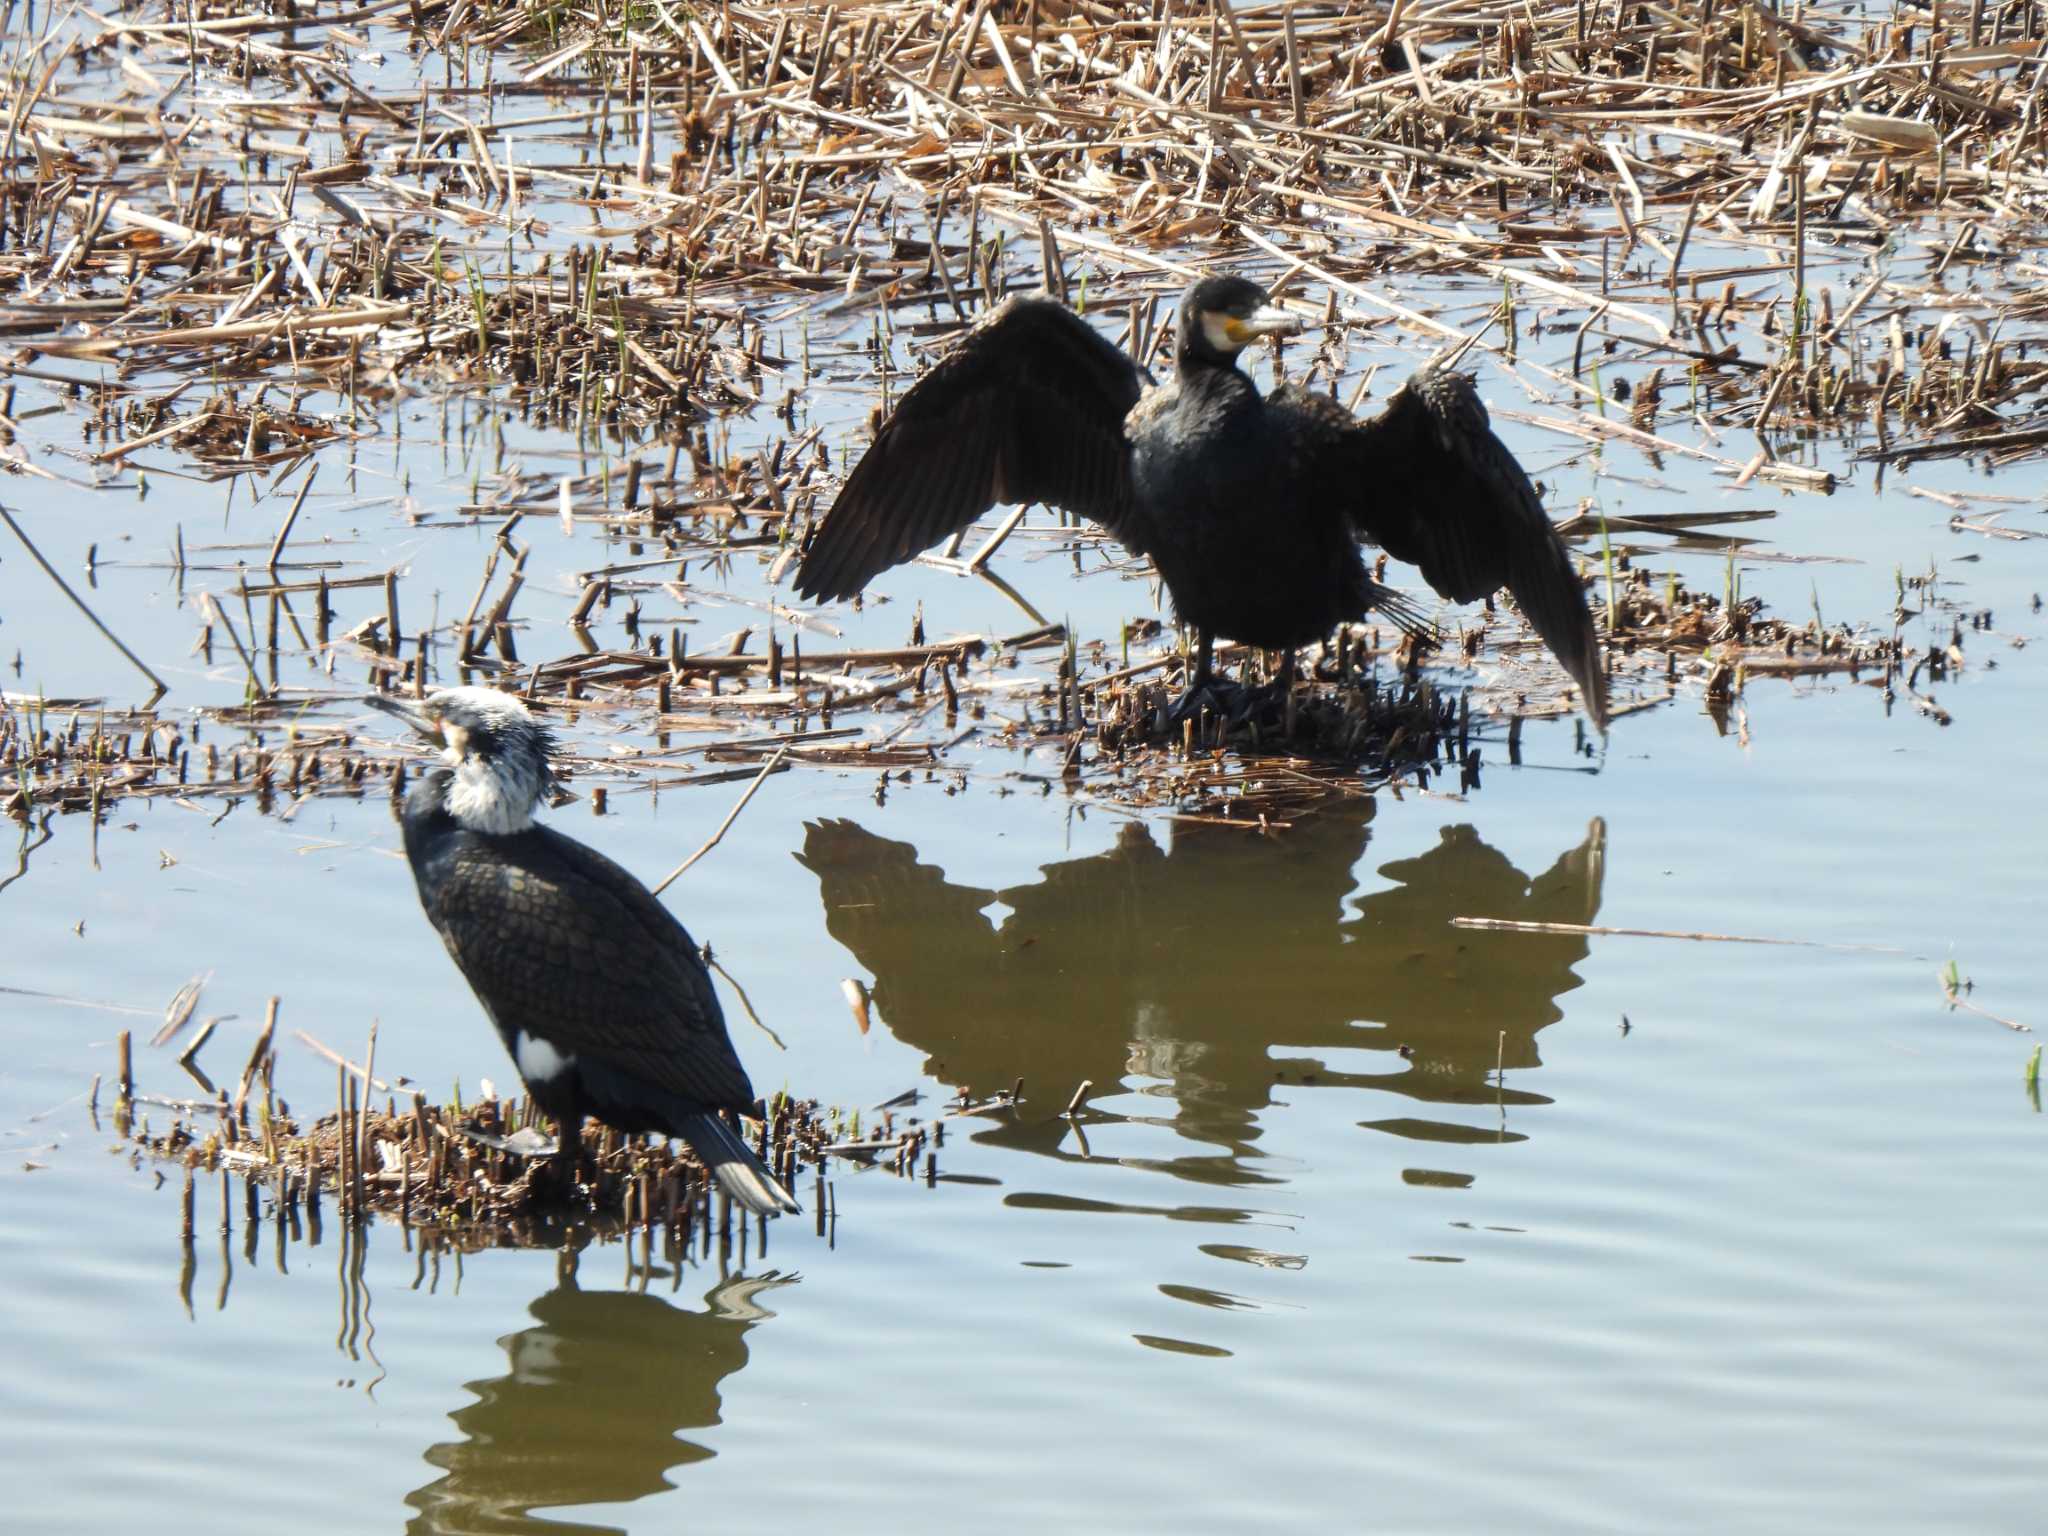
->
1170, 351, 1262, 420
1173, 349, 1262, 412
408, 760, 542, 838
1174, 340, 1245, 377
443, 755, 541, 834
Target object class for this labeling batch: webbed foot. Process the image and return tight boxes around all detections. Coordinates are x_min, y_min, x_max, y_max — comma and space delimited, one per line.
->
1165, 677, 1248, 728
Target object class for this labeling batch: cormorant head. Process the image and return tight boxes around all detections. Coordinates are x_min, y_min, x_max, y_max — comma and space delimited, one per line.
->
1178, 275, 1300, 367
368, 686, 555, 835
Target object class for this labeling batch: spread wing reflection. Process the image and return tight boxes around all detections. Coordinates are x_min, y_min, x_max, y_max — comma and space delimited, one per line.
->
407, 1271, 791, 1535
797, 807, 1603, 1186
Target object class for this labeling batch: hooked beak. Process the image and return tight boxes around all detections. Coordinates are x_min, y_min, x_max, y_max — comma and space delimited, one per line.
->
365, 693, 443, 745
1228, 303, 1301, 343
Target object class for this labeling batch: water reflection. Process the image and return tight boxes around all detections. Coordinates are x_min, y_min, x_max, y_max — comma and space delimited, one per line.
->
798, 804, 1604, 1187
407, 1267, 792, 1535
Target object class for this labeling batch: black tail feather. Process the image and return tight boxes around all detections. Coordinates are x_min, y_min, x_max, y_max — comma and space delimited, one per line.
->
677, 1110, 801, 1217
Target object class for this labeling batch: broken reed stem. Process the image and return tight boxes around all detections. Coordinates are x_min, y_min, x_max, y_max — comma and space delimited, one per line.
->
336, 1058, 352, 1216
359, 1019, 378, 1188
348, 1072, 366, 1219
1451, 917, 1908, 955
1943, 980, 2032, 1034
266, 466, 318, 574
175, 1018, 216, 1070
651, 745, 789, 895
195, 590, 268, 700
295, 1028, 396, 1094
0, 504, 168, 702
233, 997, 279, 1119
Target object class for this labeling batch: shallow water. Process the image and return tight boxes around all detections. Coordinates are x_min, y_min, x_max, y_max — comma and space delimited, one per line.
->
9, 593, 2048, 1531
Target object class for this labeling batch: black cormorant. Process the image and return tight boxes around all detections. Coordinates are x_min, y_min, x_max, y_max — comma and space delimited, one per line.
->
370, 686, 798, 1216
795, 274, 1607, 729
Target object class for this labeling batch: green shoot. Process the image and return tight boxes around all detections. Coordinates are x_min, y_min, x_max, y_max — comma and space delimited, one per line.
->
467, 267, 489, 361
1598, 506, 1617, 632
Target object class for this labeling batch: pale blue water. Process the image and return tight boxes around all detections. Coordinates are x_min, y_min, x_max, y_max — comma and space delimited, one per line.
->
8, 607, 2046, 1530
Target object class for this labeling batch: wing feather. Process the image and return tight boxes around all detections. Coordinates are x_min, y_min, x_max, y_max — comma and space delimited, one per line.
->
1270, 368, 1608, 729
429, 830, 757, 1113
795, 296, 1151, 601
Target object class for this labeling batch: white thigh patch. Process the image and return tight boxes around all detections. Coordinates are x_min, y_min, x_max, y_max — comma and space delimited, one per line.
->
513, 1030, 575, 1082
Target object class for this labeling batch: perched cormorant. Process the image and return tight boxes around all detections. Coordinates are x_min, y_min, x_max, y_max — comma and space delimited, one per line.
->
369, 686, 798, 1216
795, 274, 1607, 728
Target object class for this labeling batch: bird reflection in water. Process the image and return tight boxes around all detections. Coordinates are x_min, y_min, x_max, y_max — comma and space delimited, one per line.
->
407, 1265, 793, 1535
797, 803, 1604, 1191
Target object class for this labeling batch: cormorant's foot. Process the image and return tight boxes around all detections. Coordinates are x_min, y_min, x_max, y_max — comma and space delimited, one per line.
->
1234, 679, 1298, 724
541, 1150, 587, 1206
1164, 678, 1247, 728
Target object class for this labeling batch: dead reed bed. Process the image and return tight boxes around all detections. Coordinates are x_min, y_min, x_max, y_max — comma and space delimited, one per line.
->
106, 998, 994, 1247
6, 0, 2042, 457
3, 1, 2042, 823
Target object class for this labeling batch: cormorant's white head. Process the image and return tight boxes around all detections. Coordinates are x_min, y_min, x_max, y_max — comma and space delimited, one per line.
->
369, 686, 555, 834
1181, 274, 1300, 365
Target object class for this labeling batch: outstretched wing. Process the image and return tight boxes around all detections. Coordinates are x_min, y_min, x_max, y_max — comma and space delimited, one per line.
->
427, 828, 758, 1114
794, 296, 1152, 601
1269, 367, 1608, 729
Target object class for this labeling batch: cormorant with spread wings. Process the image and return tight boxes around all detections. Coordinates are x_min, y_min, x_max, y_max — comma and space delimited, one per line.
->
794, 274, 1607, 730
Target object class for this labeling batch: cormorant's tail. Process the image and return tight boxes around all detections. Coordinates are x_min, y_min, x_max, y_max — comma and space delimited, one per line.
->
676, 1110, 801, 1217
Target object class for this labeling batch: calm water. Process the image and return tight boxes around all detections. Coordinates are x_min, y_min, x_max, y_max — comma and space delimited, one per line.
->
6, 96, 2048, 1536
9, 561, 2047, 1531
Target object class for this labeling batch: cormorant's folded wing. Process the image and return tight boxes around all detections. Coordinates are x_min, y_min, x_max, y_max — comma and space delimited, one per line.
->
1269, 367, 1608, 729
428, 831, 758, 1113
795, 296, 1152, 601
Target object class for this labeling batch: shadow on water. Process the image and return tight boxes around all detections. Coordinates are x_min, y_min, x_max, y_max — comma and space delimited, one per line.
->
797, 803, 1605, 1194
407, 1261, 794, 1536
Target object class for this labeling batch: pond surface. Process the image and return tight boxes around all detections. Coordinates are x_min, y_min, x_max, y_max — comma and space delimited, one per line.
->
8, 490, 2047, 1530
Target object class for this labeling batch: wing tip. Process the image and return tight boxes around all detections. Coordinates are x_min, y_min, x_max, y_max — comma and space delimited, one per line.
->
1574, 640, 1612, 735
1369, 583, 1437, 641
789, 567, 841, 603
1520, 584, 1610, 736
791, 534, 874, 604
